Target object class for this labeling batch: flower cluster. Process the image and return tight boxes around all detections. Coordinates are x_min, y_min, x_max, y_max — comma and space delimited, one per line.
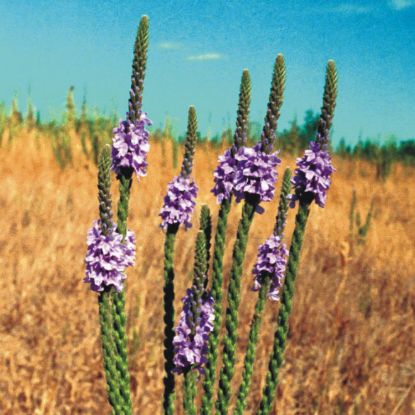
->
111, 112, 152, 178
211, 147, 238, 204
84, 221, 136, 292
290, 141, 335, 208
252, 234, 288, 301
173, 289, 215, 374
233, 143, 280, 205
160, 175, 198, 230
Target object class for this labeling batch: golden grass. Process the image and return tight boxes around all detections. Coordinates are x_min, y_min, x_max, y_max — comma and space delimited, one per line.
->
0, 130, 414, 414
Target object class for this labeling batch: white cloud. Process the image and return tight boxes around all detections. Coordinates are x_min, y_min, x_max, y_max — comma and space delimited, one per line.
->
329, 4, 372, 15
158, 42, 182, 50
389, 0, 415, 10
186, 53, 223, 61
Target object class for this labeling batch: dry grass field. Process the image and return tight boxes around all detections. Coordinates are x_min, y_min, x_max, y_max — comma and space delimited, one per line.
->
0, 129, 414, 414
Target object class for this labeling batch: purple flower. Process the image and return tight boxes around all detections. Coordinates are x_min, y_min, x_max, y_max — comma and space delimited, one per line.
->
290, 141, 335, 208
159, 175, 198, 230
211, 147, 238, 203
233, 143, 281, 205
173, 289, 215, 374
84, 221, 135, 292
252, 235, 288, 301
111, 112, 152, 178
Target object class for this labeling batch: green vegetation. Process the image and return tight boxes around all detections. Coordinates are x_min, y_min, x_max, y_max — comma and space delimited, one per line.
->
0, 96, 413, 174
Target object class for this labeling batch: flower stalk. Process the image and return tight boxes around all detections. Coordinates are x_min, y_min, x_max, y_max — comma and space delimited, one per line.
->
162, 223, 179, 415
110, 16, 150, 414
173, 223, 214, 414
85, 142, 136, 414
215, 198, 257, 415
182, 231, 207, 414
96, 145, 123, 414
215, 54, 286, 415
257, 60, 338, 415
161, 107, 198, 415
201, 69, 251, 415
233, 169, 291, 415
256, 200, 311, 415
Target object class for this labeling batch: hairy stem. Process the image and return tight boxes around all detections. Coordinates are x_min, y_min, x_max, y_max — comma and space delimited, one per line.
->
201, 198, 231, 414
98, 291, 124, 415
257, 201, 311, 415
232, 168, 292, 414
201, 68, 251, 415
183, 370, 197, 415
96, 146, 126, 414
111, 170, 133, 415
215, 199, 257, 415
233, 278, 270, 415
163, 224, 179, 415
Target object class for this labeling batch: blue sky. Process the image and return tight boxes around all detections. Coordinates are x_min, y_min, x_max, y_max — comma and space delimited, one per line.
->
0, 0, 414, 145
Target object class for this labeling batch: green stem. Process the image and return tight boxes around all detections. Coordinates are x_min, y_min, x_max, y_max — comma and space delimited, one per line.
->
96, 145, 126, 414
98, 291, 124, 415
163, 224, 179, 415
232, 168, 292, 414
215, 199, 257, 415
201, 69, 251, 414
116, 173, 132, 237
183, 370, 197, 415
200, 205, 212, 277
111, 290, 132, 413
233, 277, 270, 415
201, 198, 231, 415
112, 170, 133, 414
257, 201, 311, 415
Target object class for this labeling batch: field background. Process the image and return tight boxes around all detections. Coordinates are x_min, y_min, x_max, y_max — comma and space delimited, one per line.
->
0, 126, 414, 415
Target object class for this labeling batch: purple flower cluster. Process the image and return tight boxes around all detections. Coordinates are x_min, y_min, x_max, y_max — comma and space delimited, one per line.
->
211, 147, 238, 203
84, 221, 136, 292
173, 289, 215, 374
233, 143, 281, 205
160, 175, 198, 230
252, 235, 288, 301
290, 141, 335, 208
111, 112, 152, 178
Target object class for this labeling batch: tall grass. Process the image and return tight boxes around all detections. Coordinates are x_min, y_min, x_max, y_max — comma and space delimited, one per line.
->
0, 127, 414, 414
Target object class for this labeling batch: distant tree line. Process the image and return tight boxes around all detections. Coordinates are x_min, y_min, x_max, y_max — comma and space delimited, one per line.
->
206, 109, 415, 171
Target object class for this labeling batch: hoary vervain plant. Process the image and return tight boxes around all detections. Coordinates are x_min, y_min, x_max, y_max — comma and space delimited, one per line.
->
85, 142, 137, 414
88, 145, 129, 414
111, 15, 150, 415
233, 168, 291, 415
257, 60, 337, 415
160, 106, 198, 415
201, 68, 252, 415
215, 53, 286, 415
172, 209, 214, 414
84, 15, 150, 415
84, 18, 339, 414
